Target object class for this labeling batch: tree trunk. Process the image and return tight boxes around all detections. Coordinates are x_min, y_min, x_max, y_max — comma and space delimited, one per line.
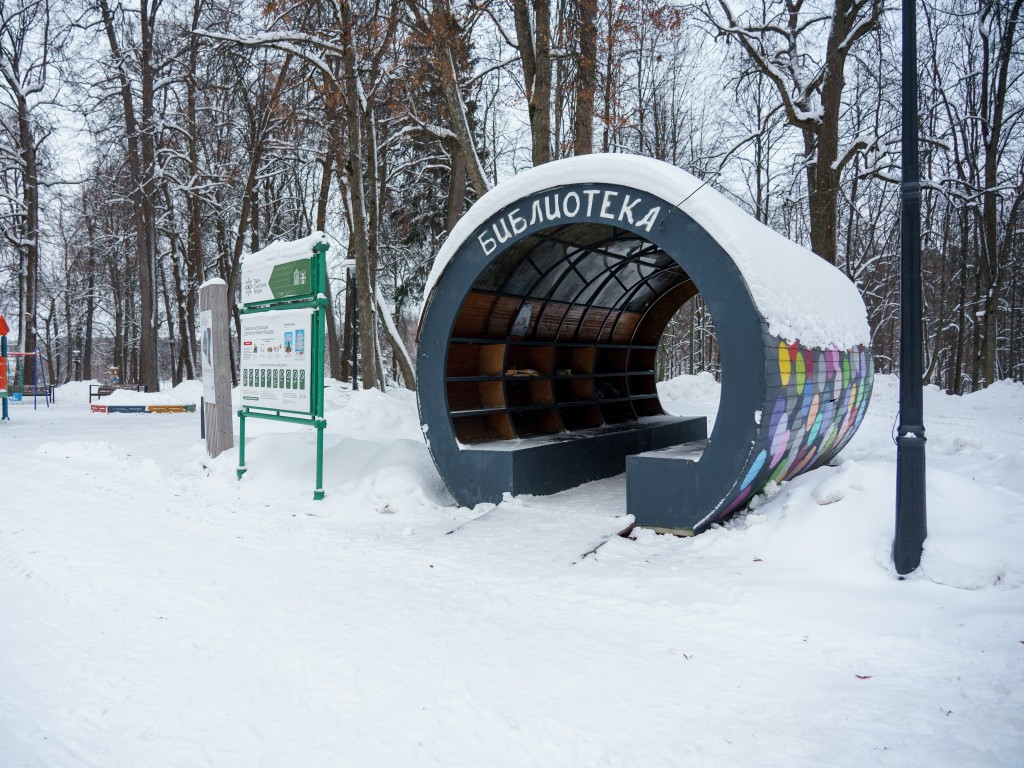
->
161, 197, 193, 382
181, 0, 205, 381
342, 266, 355, 383
977, 0, 1023, 385
445, 137, 467, 233
512, 0, 553, 166
15, 85, 40, 382
340, 0, 378, 390
158, 261, 180, 386
84, 210, 97, 380
376, 286, 415, 389
137, 0, 161, 390
712, 0, 879, 266
573, 0, 598, 155
316, 147, 344, 381
601, 1, 615, 153
424, 1, 490, 195
99, 0, 160, 390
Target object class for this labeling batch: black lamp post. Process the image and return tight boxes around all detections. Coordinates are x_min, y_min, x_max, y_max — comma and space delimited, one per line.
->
894, 0, 928, 575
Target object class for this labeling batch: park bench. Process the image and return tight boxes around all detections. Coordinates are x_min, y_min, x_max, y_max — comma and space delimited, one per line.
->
89, 383, 148, 402
21, 383, 56, 402
450, 413, 708, 501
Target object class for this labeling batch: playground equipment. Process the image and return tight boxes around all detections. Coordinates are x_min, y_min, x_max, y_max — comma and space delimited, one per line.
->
417, 155, 873, 534
0, 314, 8, 421
6, 349, 52, 409
0, 315, 51, 417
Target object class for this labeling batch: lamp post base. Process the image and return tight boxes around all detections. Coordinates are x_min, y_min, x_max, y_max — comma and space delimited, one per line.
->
894, 432, 927, 575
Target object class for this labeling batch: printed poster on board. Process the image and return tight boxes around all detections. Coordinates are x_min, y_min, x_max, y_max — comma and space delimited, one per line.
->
240, 308, 314, 414
199, 309, 215, 404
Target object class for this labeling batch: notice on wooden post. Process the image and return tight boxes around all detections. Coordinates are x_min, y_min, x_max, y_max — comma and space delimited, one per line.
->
199, 279, 234, 458
199, 310, 215, 404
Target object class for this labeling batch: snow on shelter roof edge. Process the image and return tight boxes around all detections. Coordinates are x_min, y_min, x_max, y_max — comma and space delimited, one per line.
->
420, 154, 870, 351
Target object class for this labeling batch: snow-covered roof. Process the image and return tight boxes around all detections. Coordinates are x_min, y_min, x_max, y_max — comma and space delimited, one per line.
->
242, 232, 329, 271
421, 155, 870, 350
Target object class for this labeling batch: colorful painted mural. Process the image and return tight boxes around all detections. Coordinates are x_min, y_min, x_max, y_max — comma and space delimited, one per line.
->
716, 339, 874, 521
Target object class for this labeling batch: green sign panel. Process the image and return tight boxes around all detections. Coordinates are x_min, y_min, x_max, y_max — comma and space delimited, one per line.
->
241, 257, 314, 304
269, 259, 312, 300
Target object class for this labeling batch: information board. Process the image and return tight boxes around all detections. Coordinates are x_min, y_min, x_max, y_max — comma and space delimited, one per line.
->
236, 233, 328, 499
240, 308, 314, 414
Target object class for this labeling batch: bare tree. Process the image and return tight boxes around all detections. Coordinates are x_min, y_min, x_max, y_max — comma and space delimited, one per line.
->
95, 0, 163, 390
706, 0, 882, 265
511, 0, 553, 165
0, 0, 58, 377
919, 0, 1024, 389
573, 0, 598, 154
201, 0, 413, 390
406, 0, 491, 197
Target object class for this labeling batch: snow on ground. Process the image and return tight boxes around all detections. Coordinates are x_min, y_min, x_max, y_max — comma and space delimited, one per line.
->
1, 374, 1022, 767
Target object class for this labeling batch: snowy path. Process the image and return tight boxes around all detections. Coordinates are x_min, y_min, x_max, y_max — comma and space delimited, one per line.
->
1, 377, 1022, 767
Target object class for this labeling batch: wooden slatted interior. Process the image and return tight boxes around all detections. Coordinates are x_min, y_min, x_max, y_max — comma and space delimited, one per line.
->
506, 344, 554, 374
554, 346, 595, 375
595, 374, 629, 401
632, 281, 698, 345
478, 344, 506, 376
512, 409, 563, 437
446, 381, 483, 411
534, 301, 573, 340
442, 223, 699, 443
479, 380, 505, 408
599, 399, 636, 424
595, 348, 629, 374
553, 376, 595, 403
526, 378, 554, 404
628, 375, 657, 396
609, 311, 641, 344
487, 296, 525, 338
453, 412, 516, 443
559, 403, 603, 430
629, 348, 656, 372
452, 292, 497, 337
555, 306, 585, 340
633, 397, 664, 417
577, 308, 613, 342
506, 378, 554, 408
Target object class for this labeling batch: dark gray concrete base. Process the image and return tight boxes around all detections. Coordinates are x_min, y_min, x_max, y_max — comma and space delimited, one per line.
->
451, 415, 707, 506
627, 444, 715, 533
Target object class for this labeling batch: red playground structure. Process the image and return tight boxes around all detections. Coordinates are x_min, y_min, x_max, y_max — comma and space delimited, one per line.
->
0, 314, 52, 418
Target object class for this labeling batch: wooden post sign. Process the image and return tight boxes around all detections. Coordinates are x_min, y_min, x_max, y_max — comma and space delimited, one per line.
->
236, 233, 329, 499
199, 279, 234, 458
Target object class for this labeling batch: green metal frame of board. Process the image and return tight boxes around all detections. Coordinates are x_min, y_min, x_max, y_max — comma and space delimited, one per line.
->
236, 238, 330, 500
